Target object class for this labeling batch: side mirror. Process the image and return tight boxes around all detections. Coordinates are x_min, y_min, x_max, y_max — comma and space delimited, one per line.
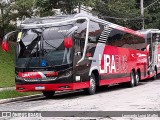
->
2, 41, 9, 52
64, 37, 73, 48
1, 31, 18, 52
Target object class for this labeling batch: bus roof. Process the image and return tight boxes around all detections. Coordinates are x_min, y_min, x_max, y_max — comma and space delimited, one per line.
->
138, 29, 160, 34
21, 13, 143, 37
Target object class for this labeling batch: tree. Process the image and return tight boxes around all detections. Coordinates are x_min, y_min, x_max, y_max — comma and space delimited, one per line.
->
9, 0, 35, 20
143, 0, 160, 29
91, 0, 142, 30
91, 0, 160, 30
0, 0, 15, 38
35, 0, 92, 16
35, 0, 57, 17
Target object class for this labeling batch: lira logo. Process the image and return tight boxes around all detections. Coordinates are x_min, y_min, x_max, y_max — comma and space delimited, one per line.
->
99, 54, 127, 74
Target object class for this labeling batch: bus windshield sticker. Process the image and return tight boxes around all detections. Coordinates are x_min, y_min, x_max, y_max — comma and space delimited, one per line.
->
17, 32, 22, 42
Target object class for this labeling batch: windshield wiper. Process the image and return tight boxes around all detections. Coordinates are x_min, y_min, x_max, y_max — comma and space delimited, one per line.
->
45, 40, 57, 49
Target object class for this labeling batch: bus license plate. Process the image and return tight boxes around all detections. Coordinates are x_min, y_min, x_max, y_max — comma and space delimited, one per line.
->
35, 86, 45, 90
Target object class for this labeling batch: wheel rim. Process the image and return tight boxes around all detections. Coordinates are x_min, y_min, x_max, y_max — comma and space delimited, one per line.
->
90, 77, 96, 91
131, 73, 134, 85
154, 70, 157, 79
135, 73, 139, 85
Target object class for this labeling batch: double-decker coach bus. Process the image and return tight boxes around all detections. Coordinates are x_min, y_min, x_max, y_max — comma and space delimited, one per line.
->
2, 13, 149, 97
138, 29, 160, 79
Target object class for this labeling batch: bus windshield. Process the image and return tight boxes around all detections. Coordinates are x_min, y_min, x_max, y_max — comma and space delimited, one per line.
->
16, 24, 73, 68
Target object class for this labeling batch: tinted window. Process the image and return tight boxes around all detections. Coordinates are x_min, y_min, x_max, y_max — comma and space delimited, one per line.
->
152, 33, 160, 43
88, 21, 104, 43
106, 28, 146, 50
16, 24, 74, 68
73, 19, 87, 56
147, 33, 160, 44
107, 29, 124, 46
43, 25, 73, 50
147, 33, 151, 44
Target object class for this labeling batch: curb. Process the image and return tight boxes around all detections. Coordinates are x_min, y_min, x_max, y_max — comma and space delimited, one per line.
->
0, 87, 15, 92
0, 91, 70, 104
0, 90, 80, 104
0, 94, 42, 104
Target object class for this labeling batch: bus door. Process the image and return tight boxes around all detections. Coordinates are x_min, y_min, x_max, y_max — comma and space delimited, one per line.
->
73, 19, 104, 83
73, 19, 89, 83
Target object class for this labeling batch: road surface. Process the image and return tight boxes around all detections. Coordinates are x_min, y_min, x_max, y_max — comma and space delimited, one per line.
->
0, 78, 160, 120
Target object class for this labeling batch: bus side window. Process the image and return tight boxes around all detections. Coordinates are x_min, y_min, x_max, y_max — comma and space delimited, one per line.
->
106, 29, 124, 47
106, 28, 146, 50
126, 34, 146, 50
152, 33, 157, 43
88, 21, 104, 43
147, 33, 151, 44
153, 33, 160, 44
156, 33, 160, 43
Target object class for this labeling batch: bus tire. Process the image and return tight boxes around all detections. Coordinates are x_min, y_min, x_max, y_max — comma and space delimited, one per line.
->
129, 71, 135, 87
152, 69, 157, 80
84, 73, 96, 95
135, 72, 140, 86
42, 91, 55, 98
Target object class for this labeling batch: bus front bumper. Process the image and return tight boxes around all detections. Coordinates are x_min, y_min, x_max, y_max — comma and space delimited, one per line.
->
16, 82, 90, 92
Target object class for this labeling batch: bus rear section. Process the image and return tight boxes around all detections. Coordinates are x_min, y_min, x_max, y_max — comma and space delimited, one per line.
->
2, 14, 149, 97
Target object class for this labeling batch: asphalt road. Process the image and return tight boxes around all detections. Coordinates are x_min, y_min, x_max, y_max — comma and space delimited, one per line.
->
0, 78, 160, 120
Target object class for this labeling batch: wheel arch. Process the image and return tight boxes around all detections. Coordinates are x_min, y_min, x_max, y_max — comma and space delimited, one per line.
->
90, 69, 100, 86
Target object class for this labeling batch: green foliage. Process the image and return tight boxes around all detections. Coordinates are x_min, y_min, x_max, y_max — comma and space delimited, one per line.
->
0, 43, 15, 87
10, 0, 34, 19
0, 0, 160, 35
35, 0, 88, 16
144, 0, 160, 29
92, 0, 141, 30
91, 0, 160, 30
0, 1, 11, 37
35, 0, 57, 17
0, 89, 40, 99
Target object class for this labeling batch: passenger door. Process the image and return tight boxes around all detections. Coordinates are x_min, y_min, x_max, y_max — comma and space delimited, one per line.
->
73, 26, 89, 82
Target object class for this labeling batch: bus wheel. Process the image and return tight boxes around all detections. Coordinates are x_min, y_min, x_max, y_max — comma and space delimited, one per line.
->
135, 72, 140, 86
84, 74, 96, 95
152, 69, 157, 80
129, 71, 135, 87
42, 91, 55, 98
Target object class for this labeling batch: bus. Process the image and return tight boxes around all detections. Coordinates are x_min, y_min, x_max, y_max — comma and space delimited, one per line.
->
138, 29, 160, 80
2, 13, 149, 97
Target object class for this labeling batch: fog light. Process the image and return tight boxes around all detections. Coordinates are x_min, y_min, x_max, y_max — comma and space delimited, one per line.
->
17, 87, 25, 90
59, 86, 70, 88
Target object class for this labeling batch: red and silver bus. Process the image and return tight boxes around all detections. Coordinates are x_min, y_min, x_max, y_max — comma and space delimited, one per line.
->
138, 29, 160, 79
2, 14, 149, 97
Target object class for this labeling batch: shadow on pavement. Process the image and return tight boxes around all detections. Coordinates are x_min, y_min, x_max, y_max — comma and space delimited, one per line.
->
23, 77, 159, 102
